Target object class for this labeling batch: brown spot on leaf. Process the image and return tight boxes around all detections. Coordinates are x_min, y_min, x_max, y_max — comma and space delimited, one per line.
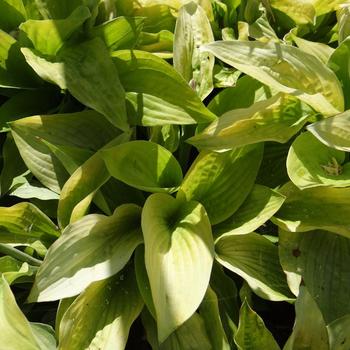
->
292, 248, 301, 257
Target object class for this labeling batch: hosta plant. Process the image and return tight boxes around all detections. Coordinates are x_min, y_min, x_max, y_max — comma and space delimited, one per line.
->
1, 0, 350, 349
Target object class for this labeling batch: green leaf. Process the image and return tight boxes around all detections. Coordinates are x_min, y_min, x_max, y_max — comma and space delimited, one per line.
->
58, 267, 143, 350
214, 184, 285, 238
272, 182, 350, 238
10, 110, 120, 193
0, 0, 26, 31
279, 229, 350, 323
0, 88, 61, 131
142, 193, 214, 342
137, 30, 174, 57
0, 275, 43, 350
284, 286, 329, 350
30, 323, 56, 350
22, 38, 129, 131
112, 49, 217, 124
287, 131, 350, 189
134, 245, 156, 318
312, 0, 345, 16
90, 16, 144, 50
102, 140, 183, 193
28, 204, 143, 302
19, 6, 91, 55
215, 233, 293, 301
57, 132, 131, 228
0, 30, 42, 88
269, 0, 315, 24
307, 110, 350, 151
208, 76, 268, 116
0, 202, 59, 245
328, 37, 350, 109
0, 133, 27, 196
178, 144, 263, 225
292, 35, 334, 65
202, 40, 344, 116
327, 315, 350, 349
234, 300, 280, 350
0, 256, 37, 285
189, 94, 309, 151
199, 287, 231, 350
33, 0, 91, 19
337, 5, 350, 44
9, 181, 60, 200
149, 124, 180, 152
174, 2, 214, 100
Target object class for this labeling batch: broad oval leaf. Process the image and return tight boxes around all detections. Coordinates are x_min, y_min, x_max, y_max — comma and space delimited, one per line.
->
215, 233, 293, 301
0, 202, 59, 245
307, 110, 350, 151
287, 131, 350, 189
234, 300, 280, 350
142, 193, 214, 342
112, 49, 217, 124
19, 6, 91, 55
202, 40, 344, 116
214, 184, 285, 238
102, 140, 183, 193
269, 0, 315, 24
327, 315, 350, 349
22, 38, 129, 131
10, 110, 120, 193
0, 276, 53, 350
279, 229, 350, 323
284, 286, 329, 350
174, 1, 214, 100
58, 267, 143, 350
189, 94, 310, 151
28, 204, 143, 302
272, 182, 350, 238
178, 144, 263, 225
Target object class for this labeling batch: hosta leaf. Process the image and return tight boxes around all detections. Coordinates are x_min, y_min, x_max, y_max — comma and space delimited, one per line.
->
215, 233, 292, 301
0, 88, 61, 131
312, 0, 345, 16
287, 131, 350, 189
214, 185, 285, 238
292, 35, 334, 64
126, 92, 199, 126
199, 287, 231, 350
19, 6, 91, 55
34, 0, 91, 19
0, 202, 59, 245
0, 0, 26, 31
58, 267, 143, 350
279, 229, 350, 323
284, 286, 329, 350
142, 308, 213, 350
0, 133, 27, 196
178, 144, 263, 225
208, 76, 267, 117
189, 94, 309, 151
142, 193, 214, 342
272, 182, 350, 238
91, 16, 144, 50
22, 38, 128, 131
0, 30, 41, 88
30, 323, 56, 350
174, 2, 214, 100
112, 50, 217, 124
234, 300, 280, 350
28, 204, 143, 302
149, 124, 180, 153
202, 40, 344, 116
9, 181, 60, 200
269, 0, 315, 24
137, 30, 174, 57
327, 315, 350, 349
58, 132, 131, 228
337, 5, 350, 44
210, 263, 239, 347
134, 246, 156, 318
0, 275, 49, 350
102, 140, 183, 193
10, 110, 120, 193
328, 37, 350, 109
307, 110, 350, 151
0, 256, 37, 285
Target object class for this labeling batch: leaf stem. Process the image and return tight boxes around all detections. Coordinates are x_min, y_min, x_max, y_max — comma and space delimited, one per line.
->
0, 243, 42, 266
